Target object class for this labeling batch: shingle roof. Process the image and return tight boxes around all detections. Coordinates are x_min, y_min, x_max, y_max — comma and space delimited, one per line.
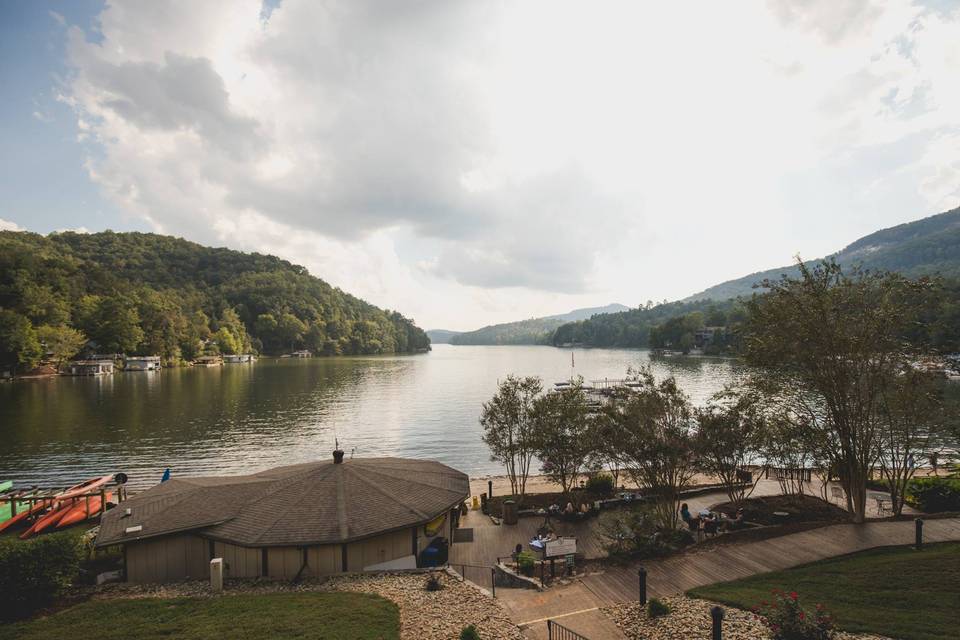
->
96, 458, 469, 548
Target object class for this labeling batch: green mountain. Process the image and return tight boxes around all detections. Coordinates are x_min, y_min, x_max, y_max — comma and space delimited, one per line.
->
686, 206, 960, 301
449, 303, 629, 345
426, 329, 461, 344
551, 207, 960, 352
0, 230, 429, 371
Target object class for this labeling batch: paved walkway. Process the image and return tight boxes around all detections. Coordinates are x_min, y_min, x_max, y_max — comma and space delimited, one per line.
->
497, 517, 960, 640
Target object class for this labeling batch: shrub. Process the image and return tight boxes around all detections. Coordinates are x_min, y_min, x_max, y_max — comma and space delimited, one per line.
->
0, 530, 85, 622
647, 597, 670, 618
586, 473, 615, 496
905, 476, 960, 513
754, 590, 834, 640
516, 551, 536, 577
599, 507, 694, 561
425, 574, 444, 591
459, 624, 481, 640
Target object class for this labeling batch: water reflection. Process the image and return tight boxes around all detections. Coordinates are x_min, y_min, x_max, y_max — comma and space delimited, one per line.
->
4, 346, 752, 488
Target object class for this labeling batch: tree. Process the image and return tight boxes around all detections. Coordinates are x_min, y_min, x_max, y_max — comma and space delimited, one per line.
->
530, 381, 596, 498
91, 296, 144, 354
480, 375, 543, 501
604, 368, 697, 529
36, 325, 86, 367
0, 310, 42, 373
877, 368, 947, 514
694, 388, 764, 507
744, 260, 936, 522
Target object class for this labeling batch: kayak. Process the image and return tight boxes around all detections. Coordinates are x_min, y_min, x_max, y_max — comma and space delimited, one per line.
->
57, 475, 114, 500
2, 474, 114, 536
20, 501, 76, 538
56, 491, 113, 528
0, 495, 54, 533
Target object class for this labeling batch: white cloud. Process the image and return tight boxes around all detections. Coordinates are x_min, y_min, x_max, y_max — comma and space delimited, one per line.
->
61, 0, 960, 329
0, 218, 23, 232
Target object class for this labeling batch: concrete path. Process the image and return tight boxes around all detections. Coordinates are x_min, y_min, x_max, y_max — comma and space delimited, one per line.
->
501, 517, 960, 640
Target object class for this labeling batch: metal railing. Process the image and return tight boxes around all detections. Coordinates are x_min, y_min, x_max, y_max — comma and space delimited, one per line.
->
451, 563, 496, 597
546, 619, 590, 640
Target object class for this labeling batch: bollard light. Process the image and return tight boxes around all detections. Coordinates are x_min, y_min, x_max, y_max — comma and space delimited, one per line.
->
915, 517, 924, 550
638, 566, 647, 604
711, 605, 724, 640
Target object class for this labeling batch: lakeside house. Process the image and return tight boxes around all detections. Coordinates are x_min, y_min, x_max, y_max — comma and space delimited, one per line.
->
94, 454, 469, 583
194, 355, 223, 367
64, 360, 114, 376
291, 350, 312, 358
125, 356, 161, 371
223, 354, 256, 364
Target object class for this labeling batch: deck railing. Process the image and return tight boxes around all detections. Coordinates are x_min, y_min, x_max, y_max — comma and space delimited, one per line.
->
546, 619, 590, 640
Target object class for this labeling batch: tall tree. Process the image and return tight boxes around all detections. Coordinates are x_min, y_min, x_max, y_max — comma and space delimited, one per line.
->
745, 260, 935, 522
36, 325, 86, 367
0, 310, 42, 373
479, 375, 543, 501
604, 368, 697, 529
694, 388, 764, 507
531, 381, 596, 498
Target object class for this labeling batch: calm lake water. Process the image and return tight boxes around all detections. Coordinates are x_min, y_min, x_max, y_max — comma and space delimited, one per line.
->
1, 345, 748, 489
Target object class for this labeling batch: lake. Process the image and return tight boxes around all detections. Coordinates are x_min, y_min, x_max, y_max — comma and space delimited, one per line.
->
1, 345, 748, 489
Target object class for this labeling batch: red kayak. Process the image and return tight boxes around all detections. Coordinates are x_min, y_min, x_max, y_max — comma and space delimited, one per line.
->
0, 497, 55, 533
20, 501, 75, 539
57, 475, 113, 500
56, 491, 112, 528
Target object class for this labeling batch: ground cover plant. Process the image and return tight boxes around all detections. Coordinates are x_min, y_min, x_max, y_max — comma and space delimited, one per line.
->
689, 542, 960, 640
0, 591, 400, 640
0, 530, 84, 622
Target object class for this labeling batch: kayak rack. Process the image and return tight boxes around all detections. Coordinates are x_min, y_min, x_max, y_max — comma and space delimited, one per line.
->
0, 477, 129, 522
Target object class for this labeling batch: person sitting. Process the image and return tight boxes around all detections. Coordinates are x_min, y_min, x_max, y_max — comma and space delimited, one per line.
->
579, 502, 590, 514
723, 508, 746, 531
564, 502, 575, 515
679, 503, 692, 524
703, 516, 719, 537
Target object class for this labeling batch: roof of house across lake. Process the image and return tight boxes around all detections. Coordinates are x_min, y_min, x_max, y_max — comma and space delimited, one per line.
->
95, 457, 470, 548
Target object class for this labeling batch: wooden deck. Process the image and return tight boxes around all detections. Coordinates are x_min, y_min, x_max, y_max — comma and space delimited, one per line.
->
500, 517, 960, 639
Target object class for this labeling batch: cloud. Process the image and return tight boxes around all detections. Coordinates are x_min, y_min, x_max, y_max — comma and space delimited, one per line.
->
48, 10, 66, 26
59, 0, 960, 328
0, 218, 23, 232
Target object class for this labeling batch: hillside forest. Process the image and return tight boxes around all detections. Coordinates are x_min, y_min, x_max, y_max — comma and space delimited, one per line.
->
0, 231, 429, 373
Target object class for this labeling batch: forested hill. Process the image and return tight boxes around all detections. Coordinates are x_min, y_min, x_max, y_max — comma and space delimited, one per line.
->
449, 303, 629, 345
685, 206, 960, 301
0, 231, 429, 370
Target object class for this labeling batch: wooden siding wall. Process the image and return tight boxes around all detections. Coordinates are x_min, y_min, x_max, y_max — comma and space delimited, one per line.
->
213, 541, 261, 579
305, 545, 340, 577
126, 535, 208, 584
346, 528, 411, 571
267, 547, 303, 580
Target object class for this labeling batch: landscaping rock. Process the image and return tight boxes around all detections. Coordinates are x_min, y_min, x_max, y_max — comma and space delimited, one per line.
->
603, 595, 891, 640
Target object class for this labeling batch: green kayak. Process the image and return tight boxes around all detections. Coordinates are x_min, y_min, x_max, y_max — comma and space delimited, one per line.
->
0, 481, 32, 523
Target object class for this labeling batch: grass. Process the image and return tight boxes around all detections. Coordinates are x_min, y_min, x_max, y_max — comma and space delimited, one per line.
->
689, 542, 960, 640
0, 591, 400, 640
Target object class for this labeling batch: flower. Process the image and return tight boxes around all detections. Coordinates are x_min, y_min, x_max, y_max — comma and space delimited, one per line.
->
790, 591, 798, 600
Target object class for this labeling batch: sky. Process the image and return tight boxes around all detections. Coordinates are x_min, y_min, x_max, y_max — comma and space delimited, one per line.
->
1, 1, 959, 331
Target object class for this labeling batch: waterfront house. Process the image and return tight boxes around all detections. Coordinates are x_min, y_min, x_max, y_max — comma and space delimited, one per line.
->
223, 354, 255, 363
194, 355, 223, 367
95, 454, 469, 583
125, 356, 161, 371
291, 350, 312, 358
65, 360, 114, 376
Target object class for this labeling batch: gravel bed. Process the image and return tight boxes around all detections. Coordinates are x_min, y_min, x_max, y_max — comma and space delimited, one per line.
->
603, 595, 891, 640
94, 571, 524, 640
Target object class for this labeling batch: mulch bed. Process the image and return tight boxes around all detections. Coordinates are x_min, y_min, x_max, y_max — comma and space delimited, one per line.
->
709, 494, 851, 526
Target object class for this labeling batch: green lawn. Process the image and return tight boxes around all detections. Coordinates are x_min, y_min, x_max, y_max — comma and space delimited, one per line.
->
0, 592, 399, 640
689, 542, 960, 640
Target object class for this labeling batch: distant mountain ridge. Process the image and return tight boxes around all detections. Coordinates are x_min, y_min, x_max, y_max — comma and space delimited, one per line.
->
685, 206, 960, 301
440, 303, 629, 345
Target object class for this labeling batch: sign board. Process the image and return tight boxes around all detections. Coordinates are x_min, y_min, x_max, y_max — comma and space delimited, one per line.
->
545, 537, 577, 558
